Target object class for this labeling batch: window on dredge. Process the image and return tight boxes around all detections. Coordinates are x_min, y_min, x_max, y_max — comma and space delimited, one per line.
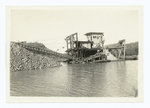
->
93, 36, 97, 38
97, 36, 100, 39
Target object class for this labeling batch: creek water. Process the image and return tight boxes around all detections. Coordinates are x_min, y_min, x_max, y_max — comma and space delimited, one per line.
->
10, 60, 138, 97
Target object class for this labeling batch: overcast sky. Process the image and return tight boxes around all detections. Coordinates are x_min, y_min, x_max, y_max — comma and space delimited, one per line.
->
11, 6, 139, 53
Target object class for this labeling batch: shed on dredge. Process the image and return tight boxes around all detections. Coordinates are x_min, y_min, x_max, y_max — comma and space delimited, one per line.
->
65, 32, 125, 63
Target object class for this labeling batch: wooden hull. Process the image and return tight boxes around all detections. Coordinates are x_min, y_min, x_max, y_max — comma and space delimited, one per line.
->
110, 59, 125, 62
90, 60, 111, 63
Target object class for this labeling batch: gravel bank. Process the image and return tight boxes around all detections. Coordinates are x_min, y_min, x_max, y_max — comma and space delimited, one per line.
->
10, 42, 61, 72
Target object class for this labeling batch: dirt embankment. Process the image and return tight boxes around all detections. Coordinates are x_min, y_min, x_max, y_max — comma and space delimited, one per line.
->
10, 42, 61, 72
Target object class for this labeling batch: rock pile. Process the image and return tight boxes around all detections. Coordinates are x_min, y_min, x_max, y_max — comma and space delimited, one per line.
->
10, 42, 61, 72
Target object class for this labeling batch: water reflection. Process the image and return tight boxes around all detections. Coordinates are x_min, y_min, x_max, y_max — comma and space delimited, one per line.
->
10, 60, 138, 97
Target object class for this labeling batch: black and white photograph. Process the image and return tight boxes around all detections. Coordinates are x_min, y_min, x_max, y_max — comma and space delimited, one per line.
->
6, 5, 143, 102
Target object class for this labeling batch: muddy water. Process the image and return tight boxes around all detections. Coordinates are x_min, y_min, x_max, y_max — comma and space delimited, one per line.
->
10, 60, 138, 97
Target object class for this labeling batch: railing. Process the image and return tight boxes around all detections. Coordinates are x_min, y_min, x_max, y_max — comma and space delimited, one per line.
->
17, 42, 72, 59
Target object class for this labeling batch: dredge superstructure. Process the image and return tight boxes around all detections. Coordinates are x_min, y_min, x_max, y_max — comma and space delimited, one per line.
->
65, 32, 125, 63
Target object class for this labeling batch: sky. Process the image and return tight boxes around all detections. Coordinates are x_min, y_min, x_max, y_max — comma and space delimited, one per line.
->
11, 7, 139, 53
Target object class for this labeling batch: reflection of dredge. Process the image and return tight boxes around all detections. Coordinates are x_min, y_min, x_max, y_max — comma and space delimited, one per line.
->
65, 32, 110, 63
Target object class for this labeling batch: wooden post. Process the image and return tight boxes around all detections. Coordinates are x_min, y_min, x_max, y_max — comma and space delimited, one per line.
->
124, 40, 126, 60
118, 49, 121, 59
76, 33, 79, 59
66, 40, 68, 50
70, 35, 73, 49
